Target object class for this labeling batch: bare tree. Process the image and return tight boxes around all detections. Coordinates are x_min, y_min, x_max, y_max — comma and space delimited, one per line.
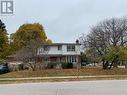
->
80, 17, 127, 69
15, 38, 47, 71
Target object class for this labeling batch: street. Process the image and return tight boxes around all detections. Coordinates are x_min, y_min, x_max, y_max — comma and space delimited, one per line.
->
0, 80, 127, 95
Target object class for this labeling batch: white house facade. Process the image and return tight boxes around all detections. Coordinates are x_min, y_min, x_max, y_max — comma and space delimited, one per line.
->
37, 41, 81, 66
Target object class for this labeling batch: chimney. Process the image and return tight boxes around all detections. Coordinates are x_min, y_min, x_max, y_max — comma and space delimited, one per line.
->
76, 39, 79, 44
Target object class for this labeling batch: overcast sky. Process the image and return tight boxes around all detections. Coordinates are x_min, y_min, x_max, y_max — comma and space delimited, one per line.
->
1, 0, 127, 42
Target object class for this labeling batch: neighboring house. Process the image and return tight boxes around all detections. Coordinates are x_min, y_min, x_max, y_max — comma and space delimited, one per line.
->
7, 55, 23, 65
37, 40, 81, 67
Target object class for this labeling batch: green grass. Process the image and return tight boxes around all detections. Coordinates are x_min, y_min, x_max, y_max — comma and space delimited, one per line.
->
0, 67, 127, 78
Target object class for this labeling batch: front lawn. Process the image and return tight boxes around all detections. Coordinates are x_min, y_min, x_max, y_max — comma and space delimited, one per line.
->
0, 67, 127, 78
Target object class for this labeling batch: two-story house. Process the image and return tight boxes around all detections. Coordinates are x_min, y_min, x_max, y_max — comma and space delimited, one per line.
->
37, 41, 81, 67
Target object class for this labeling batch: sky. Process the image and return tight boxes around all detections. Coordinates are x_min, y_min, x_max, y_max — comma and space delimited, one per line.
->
1, 0, 127, 43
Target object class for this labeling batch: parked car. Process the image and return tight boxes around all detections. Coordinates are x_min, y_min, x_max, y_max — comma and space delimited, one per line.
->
0, 63, 9, 74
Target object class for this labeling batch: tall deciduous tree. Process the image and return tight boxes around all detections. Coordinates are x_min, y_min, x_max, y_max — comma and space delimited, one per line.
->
11, 23, 51, 70
12, 23, 49, 50
80, 17, 127, 69
0, 20, 9, 59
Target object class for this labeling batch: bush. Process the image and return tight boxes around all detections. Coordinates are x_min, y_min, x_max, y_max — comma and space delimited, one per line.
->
47, 62, 73, 69
67, 63, 73, 69
61, 63, 67, 69
18, 64, 24, 70
47, 62, 54, 69
8, 63, 26, 71
47, 62, 61, 69
61, 62, 73, 69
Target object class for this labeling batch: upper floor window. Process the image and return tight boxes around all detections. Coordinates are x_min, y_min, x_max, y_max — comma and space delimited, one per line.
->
44, 46, 49, 51
67, 45, 75, 51
58, 45, 62, 51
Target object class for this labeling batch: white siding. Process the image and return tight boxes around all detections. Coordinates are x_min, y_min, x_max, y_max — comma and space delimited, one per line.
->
46, 46, 62, 55
38, 44, 81, 55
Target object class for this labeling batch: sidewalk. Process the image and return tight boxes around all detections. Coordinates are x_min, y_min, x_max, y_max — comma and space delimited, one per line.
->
1, 75, 127, 81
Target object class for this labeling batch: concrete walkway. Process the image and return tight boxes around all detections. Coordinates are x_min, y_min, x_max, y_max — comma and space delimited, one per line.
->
0, 75, 127, 81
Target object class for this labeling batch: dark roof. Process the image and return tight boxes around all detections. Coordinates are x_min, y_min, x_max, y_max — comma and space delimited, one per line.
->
38, 54, 81, 57
43, 43, 81, 46
38, 54, 62, 57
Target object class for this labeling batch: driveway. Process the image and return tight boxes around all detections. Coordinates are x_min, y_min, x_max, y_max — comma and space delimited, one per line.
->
0, 80, 127, 95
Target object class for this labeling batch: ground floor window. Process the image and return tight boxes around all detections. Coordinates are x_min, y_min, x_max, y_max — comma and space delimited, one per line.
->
67, 56, 77, 63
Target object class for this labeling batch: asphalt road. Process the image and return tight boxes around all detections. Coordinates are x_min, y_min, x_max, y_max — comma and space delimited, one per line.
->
0, 80, 127, 95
